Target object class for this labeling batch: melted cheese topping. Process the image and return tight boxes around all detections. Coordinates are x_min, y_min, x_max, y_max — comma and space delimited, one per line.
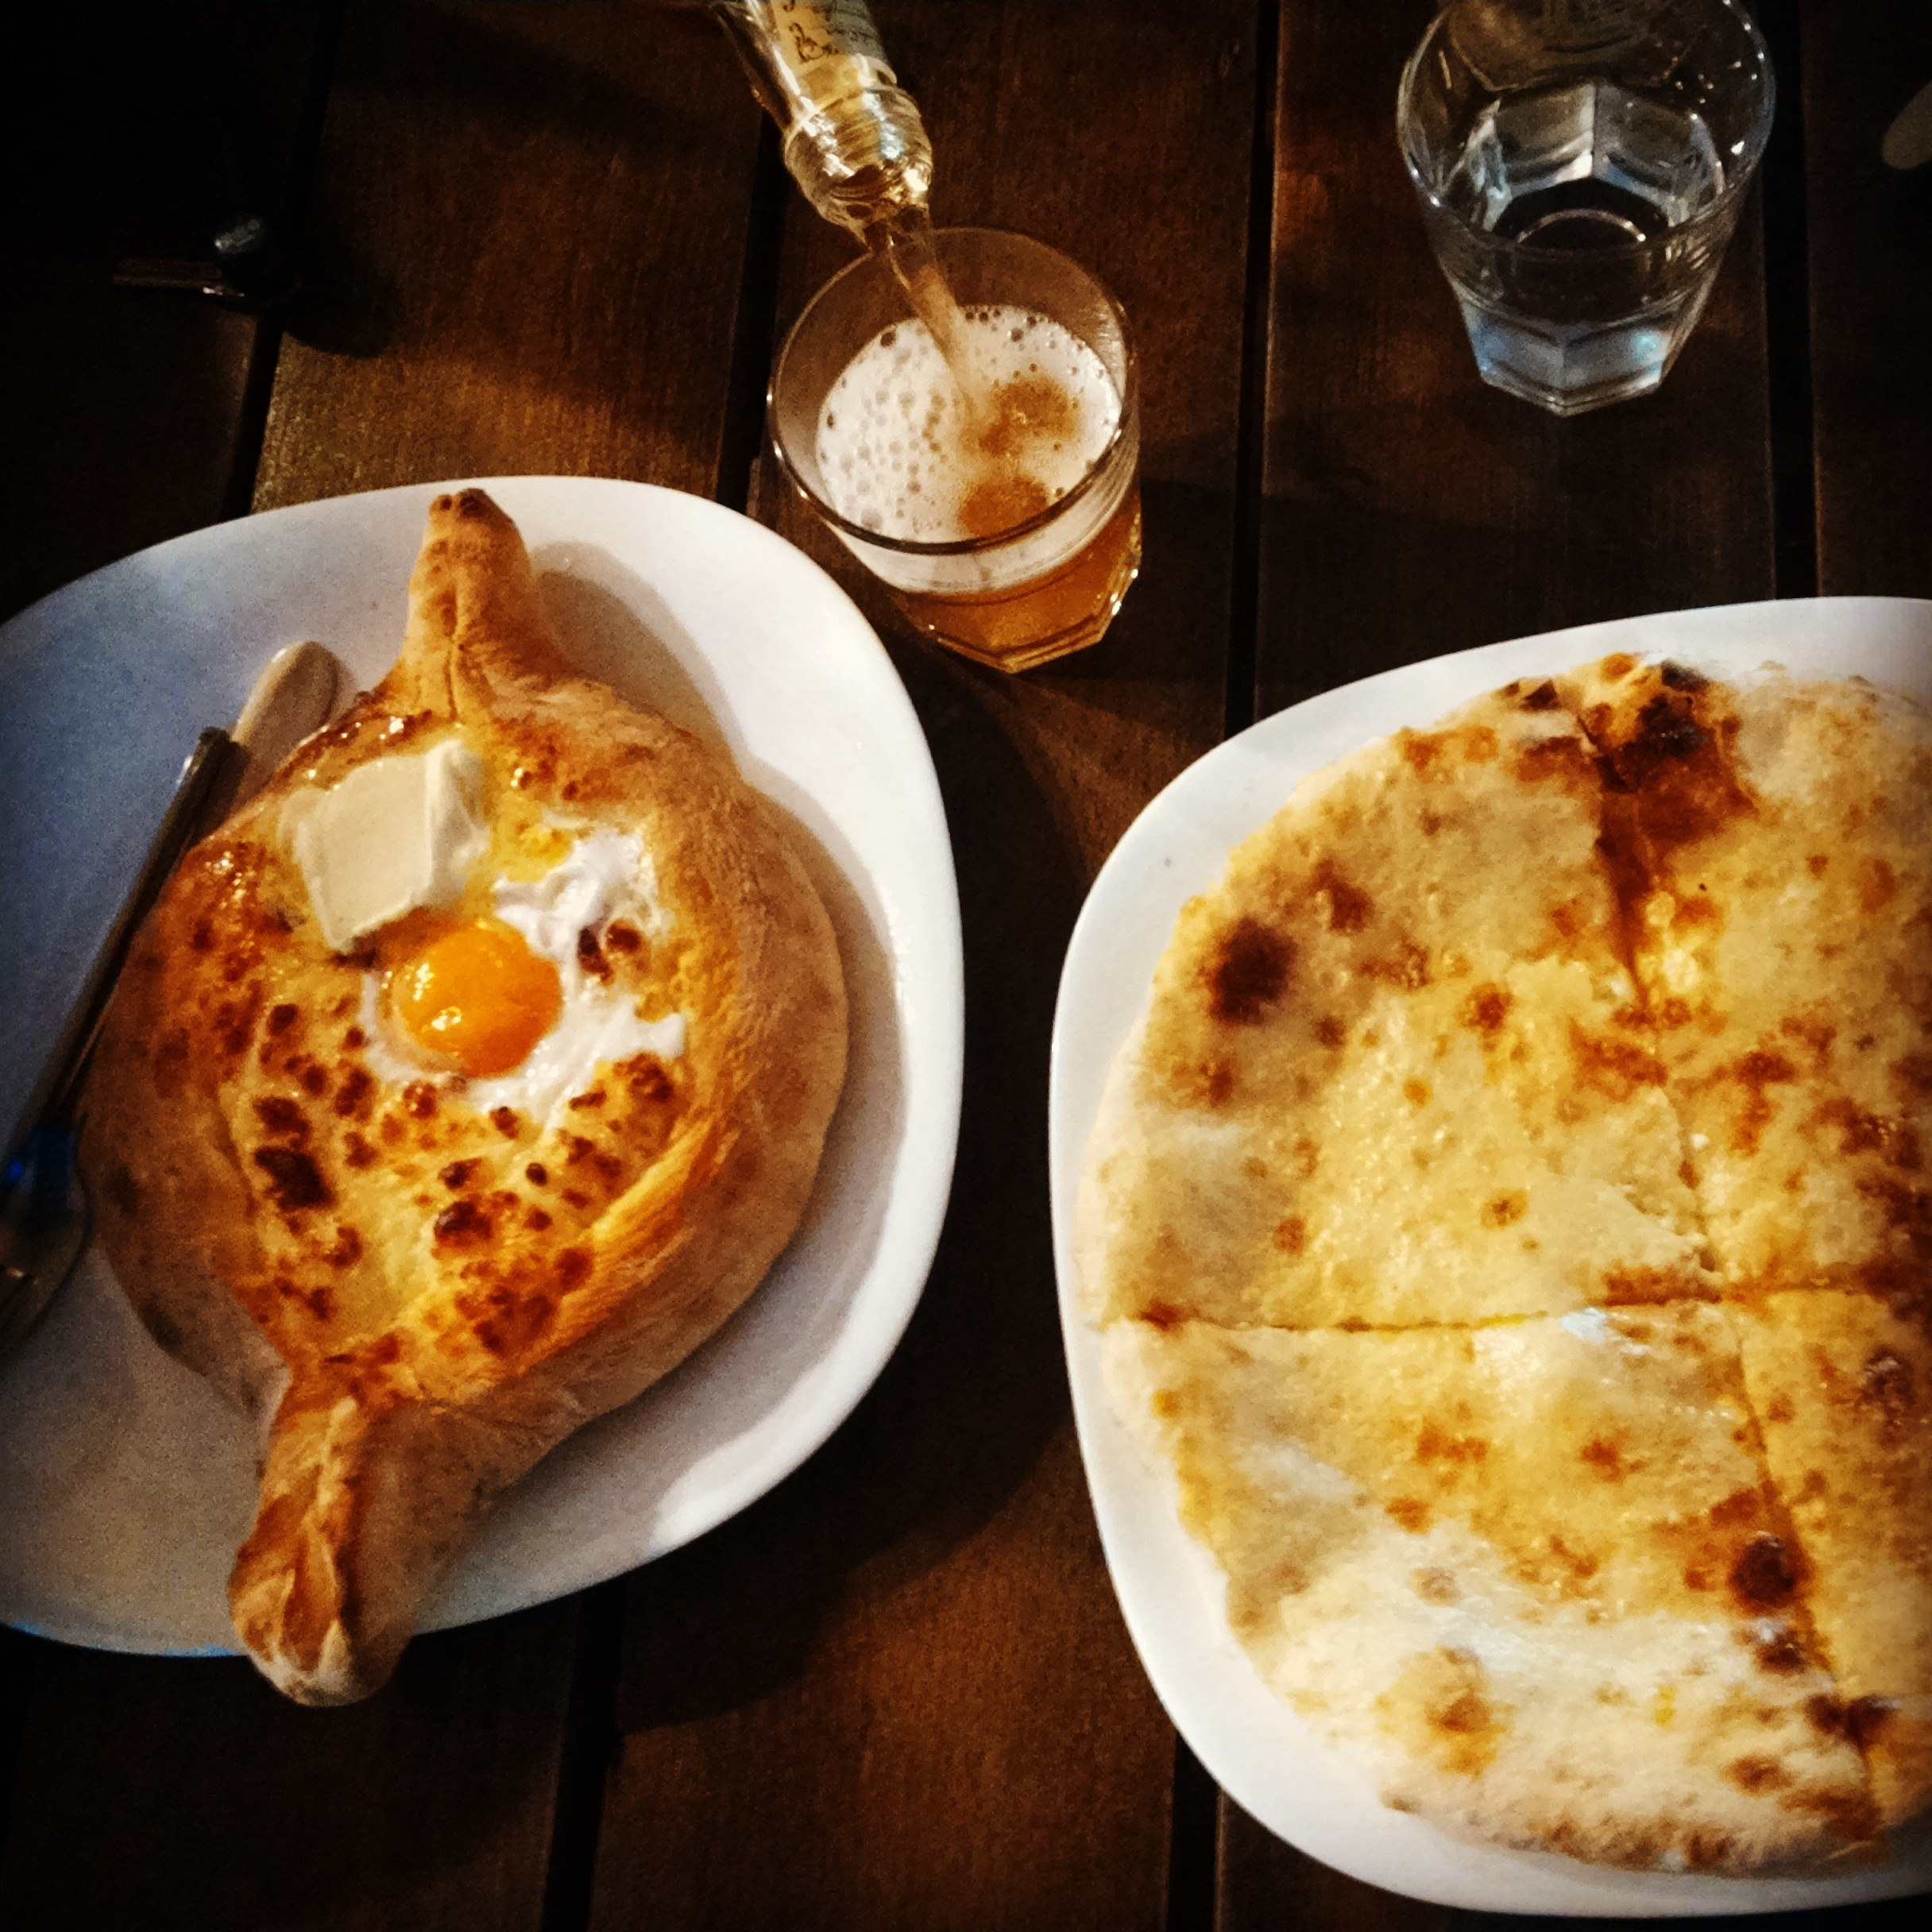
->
287, 739, 488, 952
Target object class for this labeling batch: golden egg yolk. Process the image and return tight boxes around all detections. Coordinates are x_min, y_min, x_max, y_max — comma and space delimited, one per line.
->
390, 920, 562, 1076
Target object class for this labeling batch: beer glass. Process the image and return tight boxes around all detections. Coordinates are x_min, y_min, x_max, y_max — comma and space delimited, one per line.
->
770, 229, 1141, 672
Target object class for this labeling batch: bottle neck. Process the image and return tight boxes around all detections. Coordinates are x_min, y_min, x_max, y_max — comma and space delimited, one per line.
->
715, 1, 933, 237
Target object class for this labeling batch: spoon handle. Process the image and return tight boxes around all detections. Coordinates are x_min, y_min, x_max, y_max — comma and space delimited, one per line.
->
25, 729, 243, 1140
5, 641, 343, 1156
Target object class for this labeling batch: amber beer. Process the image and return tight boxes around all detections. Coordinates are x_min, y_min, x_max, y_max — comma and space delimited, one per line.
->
771, 229, 1141, 671
888, 484, 1142, 671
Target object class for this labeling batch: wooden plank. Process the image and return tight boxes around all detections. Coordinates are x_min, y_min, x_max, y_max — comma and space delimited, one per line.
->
586, 4, 1260, 1926
1803, 0, 1932, 598
0, 0, 326, 1882
254, 0, 763, 508
1227, 3, 1792, 1925
0, 1606, 580, 1932
1, 6, 765, 1928
1, 2, 327, 621
1257, 2, 1774, 717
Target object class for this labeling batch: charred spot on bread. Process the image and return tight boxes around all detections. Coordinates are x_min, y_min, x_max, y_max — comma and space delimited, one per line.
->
432, 1198, 492, 1248
1203, 915, 1293, 1024
1362, 940, 1432, 992
1076, 662, 1931, 1869
254, 1096, 309, 1142
78, 486, 849, 1713
253, 1146, 332, 1211
1460, 983, 1512, 1039
1310, 860, 1373, 933
1729, 1534, 1803, 1610
333, 1068, 374, 1119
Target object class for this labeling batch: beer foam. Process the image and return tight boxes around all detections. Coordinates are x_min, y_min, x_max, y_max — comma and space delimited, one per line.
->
815, 304, 1119, 544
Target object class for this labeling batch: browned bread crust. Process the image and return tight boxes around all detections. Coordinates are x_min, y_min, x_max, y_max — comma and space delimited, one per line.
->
83, 489, 848, 1702
1080, 658, 1931, 1868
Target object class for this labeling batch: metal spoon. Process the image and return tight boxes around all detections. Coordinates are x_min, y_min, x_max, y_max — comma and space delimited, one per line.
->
0, 643, 341, 1358
0, 1124, 89, 1360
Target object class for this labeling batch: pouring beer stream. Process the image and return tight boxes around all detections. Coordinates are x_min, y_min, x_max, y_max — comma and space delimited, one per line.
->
717, 2, 1002, 427
718, 1, 1142, 669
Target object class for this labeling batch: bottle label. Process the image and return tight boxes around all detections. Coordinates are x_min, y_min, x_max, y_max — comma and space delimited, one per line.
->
766, 2, 891, 75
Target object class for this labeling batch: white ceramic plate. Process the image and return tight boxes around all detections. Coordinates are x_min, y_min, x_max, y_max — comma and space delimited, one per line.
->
1049, 600, 1932, 1915
0, 476, 963, 1654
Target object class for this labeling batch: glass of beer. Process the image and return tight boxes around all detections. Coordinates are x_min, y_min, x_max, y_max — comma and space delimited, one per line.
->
769, 229, 1141, 672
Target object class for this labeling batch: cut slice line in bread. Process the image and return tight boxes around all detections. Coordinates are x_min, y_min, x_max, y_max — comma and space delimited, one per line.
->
1557, 655, 1932, 1309
1077, 655, 1931, 1860
1552, 657, 1932, 1829
1105, 1309, 1880, 1870
1075, 680, 1716, 1334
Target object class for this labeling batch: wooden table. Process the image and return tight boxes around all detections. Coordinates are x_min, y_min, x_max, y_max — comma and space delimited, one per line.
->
2, 4, 1927, 1926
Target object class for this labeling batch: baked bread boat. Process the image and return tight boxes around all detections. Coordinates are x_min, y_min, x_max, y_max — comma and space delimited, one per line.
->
1079, 658, 1930, 1870
83, 489, 848, 1703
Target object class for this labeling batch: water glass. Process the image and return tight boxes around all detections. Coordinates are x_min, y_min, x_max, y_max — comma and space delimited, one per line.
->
1398, 0, 1775, 416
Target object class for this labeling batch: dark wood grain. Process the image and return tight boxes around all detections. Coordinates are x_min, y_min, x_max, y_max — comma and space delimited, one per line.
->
1803, 0, 1932, 599
1257, 2, 1773, 717
0, 1605, 580, 1932
0, 0, 330, 1892
2, 6, 767, 1930
585, 6, 1259, 1928
0, 2, 328, 623
253, 0, 764, 508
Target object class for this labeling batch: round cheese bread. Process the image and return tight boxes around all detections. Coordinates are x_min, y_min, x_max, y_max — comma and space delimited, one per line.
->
1078, 659, 1930, 1871
83, 489, 848, 1704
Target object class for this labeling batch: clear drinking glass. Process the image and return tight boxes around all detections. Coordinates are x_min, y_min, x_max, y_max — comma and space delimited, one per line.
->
1397, 0, 1775, 416
770, 228, 1141, 673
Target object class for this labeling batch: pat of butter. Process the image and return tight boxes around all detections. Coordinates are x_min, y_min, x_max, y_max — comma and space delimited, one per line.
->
288, 739, 489, 952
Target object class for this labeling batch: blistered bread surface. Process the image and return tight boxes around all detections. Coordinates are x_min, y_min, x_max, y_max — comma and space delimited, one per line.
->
1079, 659, 1932, 1870
83, 489, 848, 1703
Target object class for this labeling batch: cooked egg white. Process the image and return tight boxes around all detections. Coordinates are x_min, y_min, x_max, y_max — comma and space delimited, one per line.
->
468, 829, 684, 1123
292, 741, 687, 1128
357, 826, 685, 1130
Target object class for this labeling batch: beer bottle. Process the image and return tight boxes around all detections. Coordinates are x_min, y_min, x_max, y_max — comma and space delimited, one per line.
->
711, 2, 934, 241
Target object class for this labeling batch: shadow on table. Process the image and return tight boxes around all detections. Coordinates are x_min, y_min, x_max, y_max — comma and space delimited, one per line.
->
602, 466, 1238, 1740
613, 613, 1086, 1729
0, 1601, 577, 1930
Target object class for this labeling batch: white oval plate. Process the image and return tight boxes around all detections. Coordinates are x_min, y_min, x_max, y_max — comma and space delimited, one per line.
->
1049, 600, 1932, 1915
0, 476, 963, 1654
